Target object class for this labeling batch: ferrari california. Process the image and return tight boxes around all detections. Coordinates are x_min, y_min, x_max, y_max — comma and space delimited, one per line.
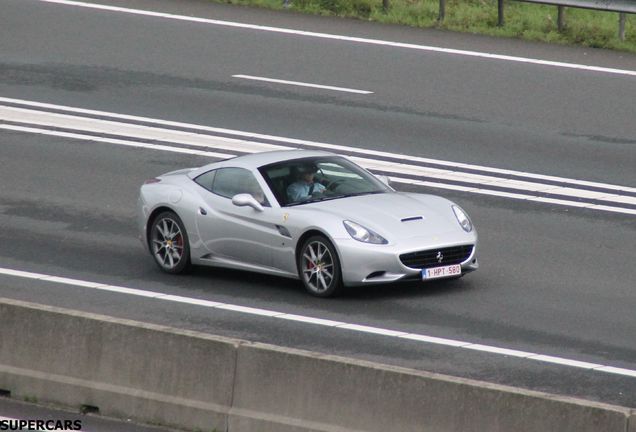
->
137, 150, 478, 297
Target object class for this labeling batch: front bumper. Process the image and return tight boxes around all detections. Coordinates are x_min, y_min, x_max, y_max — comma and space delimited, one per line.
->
335, 233, 478, 286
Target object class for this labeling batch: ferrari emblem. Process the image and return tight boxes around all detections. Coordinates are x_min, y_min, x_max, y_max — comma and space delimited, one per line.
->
283, 213, 289, 222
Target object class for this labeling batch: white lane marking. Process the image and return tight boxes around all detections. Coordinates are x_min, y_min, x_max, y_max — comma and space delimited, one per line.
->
2, 129, 635, 217
586, 204, 636, 215
0, 124, 237, 159
1, 267, 635, 379
3, 121, 636, 215
157, 295, 223, 308
233, 75, 373, 94
215, 303, 285, 317
0, 106, 636, 204
387, 177, 636, 215
464, 344, 535, 358
398, 333, 470, 347
525, 355, 603, 369
0, 106, 287, 154
2, 96, 636, 196
35, 0, 636, 78
337, 324, 408, 337
277, 314, 344, 326
0, 112, 636, 215
595, 366, 636, 378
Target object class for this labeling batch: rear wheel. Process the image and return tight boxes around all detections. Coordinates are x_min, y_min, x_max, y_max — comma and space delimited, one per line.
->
298, 235, 343, 297
149, 211, 191, 274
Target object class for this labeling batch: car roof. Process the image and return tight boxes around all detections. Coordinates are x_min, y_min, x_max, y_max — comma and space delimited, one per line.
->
187, 149, 338, 178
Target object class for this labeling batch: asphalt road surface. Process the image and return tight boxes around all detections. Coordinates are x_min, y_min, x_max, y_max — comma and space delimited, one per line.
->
1, 0, 635, 410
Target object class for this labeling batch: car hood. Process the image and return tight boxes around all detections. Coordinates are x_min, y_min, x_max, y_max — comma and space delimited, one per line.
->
301, 192, 467, 241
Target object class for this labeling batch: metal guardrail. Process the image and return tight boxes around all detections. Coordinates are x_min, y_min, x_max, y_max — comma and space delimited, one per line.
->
435, 0, 633, 41
496, 0, 635, 40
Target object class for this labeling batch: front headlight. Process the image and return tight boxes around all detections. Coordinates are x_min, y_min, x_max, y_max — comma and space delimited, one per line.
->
452, 205, 473, 232
343, 220, 388, 244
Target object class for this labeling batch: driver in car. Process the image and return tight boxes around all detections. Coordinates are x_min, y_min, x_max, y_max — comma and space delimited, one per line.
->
286, 163, 326, 202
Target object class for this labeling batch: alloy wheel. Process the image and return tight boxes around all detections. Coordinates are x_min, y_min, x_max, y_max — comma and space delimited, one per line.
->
151, 216, 186, 271
302, 240, 335, 294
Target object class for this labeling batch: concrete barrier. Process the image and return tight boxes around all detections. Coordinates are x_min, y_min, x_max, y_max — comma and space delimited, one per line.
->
0, 297, 633, 432
229, 343, 630, 432
0, 298, 238, 431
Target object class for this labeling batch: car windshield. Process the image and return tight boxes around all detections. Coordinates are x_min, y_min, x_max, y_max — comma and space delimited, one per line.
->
259, 156, 390, 207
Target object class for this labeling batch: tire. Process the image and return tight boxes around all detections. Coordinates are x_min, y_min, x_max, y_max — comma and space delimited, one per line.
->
297, 235, 343, 297
148, 211, 191, 274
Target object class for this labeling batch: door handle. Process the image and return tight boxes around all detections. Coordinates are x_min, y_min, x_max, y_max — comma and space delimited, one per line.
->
199, 207, 207, 216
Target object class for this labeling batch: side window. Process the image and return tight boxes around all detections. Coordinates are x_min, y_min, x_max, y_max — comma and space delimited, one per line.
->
194, 170, 216, 191
211, 168, 269, 206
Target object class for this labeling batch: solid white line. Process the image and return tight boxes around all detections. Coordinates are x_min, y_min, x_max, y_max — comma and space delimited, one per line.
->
464, 344, 535, 358
398, 333, 470, 347
215, 303, 285, 317
336, 324, 408, 337
41, 276, 107, 289
233, 75, 373, 94
390, 177, 636, 215
155, 295, 223, 308
3, 120, 636, 215
526, 355, 603, 369
3, 96, 636, 196
595, 366, 636, 378
0, 105, 287, 154
35, 0, 636, 78
1, 266, 635, 379
0, 124, 237, 159
585, 204, 636, 215
277, 314, 344, 326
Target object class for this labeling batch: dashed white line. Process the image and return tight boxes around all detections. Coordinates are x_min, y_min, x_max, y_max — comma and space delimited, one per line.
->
3, 267, 634, 379
35, 0, 636, 78
232, 75, 373, 94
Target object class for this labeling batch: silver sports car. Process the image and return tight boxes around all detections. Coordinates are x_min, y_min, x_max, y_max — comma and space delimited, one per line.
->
137, 150, 478, 297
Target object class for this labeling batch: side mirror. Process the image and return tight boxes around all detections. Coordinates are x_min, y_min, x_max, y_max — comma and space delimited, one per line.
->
232, 193, 264, 212
375, 174, 391, 187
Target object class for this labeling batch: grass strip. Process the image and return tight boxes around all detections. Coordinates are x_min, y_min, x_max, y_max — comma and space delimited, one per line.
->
216, 0, 636, 53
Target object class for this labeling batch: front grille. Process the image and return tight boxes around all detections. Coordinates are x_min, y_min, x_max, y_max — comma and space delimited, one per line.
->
400, 245, 474, 269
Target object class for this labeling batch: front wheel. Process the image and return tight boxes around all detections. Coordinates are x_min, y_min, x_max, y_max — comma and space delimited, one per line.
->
149, 211, 191, 274
298, 235, 343, 297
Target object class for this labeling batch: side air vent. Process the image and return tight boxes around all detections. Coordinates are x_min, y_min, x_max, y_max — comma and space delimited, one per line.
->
401, 216, 423, 222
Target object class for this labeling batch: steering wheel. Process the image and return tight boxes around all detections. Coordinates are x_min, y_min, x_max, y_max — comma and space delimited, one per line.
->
326, 179, 345, 191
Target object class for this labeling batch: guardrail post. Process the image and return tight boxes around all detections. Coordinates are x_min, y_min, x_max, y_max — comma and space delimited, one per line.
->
498, 0, 504, 26
618, 13, 626, 41
438, 0, 446, 22
557, 6, 565, 32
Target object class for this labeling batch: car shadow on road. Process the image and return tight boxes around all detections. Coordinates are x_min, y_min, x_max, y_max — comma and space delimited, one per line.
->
340, 277, 476, 300
174, 265, 476, 302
